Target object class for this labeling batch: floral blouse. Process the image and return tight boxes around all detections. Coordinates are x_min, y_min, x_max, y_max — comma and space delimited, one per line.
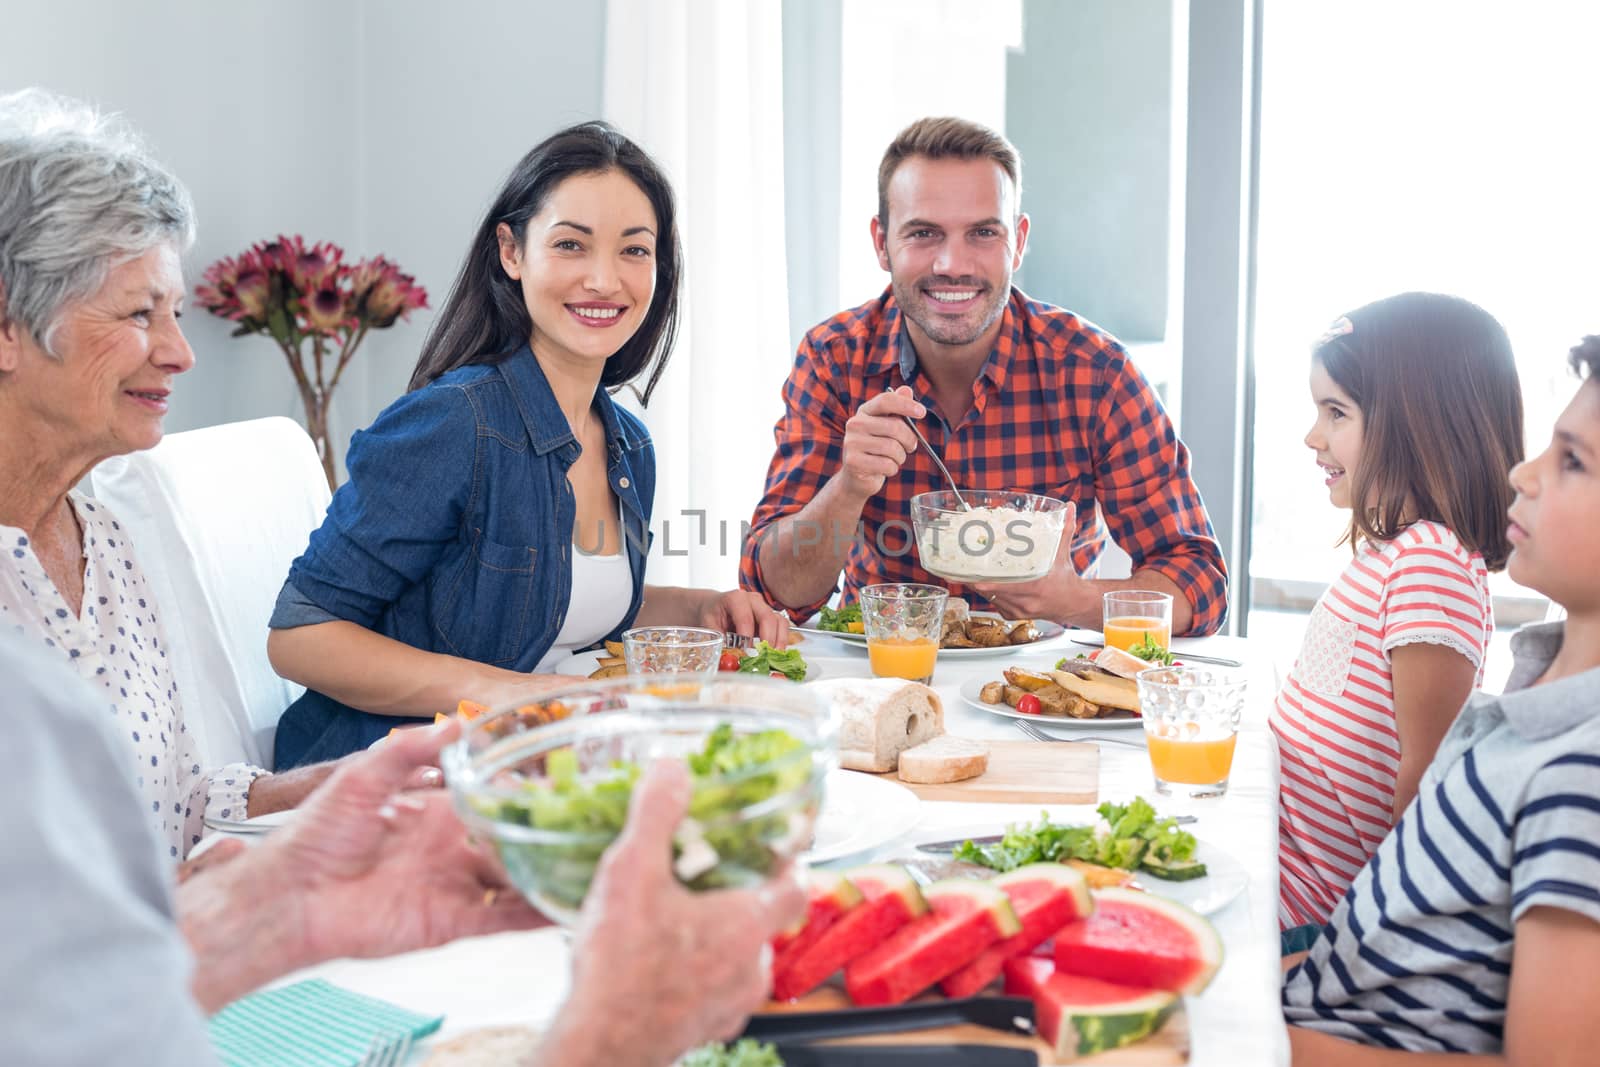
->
0, 493, 264, 859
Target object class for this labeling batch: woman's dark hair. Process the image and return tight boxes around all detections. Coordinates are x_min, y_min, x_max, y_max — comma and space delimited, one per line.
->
407, 121, 681, 400
1314, 291, 1524, 571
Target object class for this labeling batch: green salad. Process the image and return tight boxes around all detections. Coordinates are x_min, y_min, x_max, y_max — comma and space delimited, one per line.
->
817, 603, 863, 632
953, 797, 1205, 880
735, 640, 808, 681
483, 724, 815, 911
677, 1039, 784, 1067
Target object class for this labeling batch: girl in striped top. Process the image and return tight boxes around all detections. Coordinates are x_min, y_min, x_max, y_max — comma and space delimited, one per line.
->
1272, 293, 1524, 932
1283, 336, 1600, 1063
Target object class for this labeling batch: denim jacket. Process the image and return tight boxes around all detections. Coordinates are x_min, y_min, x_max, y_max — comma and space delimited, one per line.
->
269, 346, 653, 767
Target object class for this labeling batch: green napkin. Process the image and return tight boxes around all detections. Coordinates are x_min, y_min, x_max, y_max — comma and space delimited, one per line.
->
209, 978, 443, 1067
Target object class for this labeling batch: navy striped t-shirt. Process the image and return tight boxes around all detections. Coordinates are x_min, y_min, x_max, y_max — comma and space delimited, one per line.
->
1283, 621, 1600, 1053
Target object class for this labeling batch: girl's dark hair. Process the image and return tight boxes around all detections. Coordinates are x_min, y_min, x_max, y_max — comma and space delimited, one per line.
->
1570, 335, 1600, 379
1314, 291, 1524, 571
407, 121, 681, 400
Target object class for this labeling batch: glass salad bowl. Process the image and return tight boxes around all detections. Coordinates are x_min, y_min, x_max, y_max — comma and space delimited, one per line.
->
441, 675, 836, 926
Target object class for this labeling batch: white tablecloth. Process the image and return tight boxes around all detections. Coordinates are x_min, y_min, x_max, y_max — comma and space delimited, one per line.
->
278, 629, 1288, 1066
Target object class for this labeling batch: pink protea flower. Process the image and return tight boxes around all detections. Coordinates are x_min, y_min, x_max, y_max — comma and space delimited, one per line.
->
353, 256, 429, 328
303, 279, 349, 333
198, 236, 428, 491
234, 266, 271, 320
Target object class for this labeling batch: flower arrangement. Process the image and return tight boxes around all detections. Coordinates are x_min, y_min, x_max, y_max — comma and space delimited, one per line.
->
195, 235, 429, 489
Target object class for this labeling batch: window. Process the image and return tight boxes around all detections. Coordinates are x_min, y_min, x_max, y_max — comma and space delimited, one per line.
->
1248, 3, 1598, 669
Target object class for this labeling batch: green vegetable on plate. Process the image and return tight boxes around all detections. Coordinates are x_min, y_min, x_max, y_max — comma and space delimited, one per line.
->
735, 640, 808, 681
817, 603, 862, 632
952, 796, 1204, 880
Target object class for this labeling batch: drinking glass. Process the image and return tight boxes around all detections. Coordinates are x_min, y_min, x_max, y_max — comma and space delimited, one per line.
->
1136, 665, 1247, 800
1103, 590, 1174, 654
859, 583, 947, 685
621, 626, 723, 681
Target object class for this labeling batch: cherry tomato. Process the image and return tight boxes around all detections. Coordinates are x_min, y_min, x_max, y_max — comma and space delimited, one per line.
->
718, 649, 743, 672
1016, 693, 1043, 716
771, 670, 787, 680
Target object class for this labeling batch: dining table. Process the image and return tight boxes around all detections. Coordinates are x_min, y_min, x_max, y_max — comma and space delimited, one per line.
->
264, 626, 1288, 1066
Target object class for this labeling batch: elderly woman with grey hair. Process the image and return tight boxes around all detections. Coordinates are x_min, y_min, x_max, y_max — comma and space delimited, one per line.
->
0, 89, 335, 858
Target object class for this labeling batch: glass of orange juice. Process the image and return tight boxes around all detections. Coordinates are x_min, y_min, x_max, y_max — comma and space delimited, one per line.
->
1135, 665, 1247, 800
859, 583, 947, 685
1103, 590, 1173, 654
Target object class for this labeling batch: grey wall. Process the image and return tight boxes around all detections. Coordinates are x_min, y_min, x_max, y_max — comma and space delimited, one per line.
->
2, 0, 606, 468
1006, 0, 1175, 344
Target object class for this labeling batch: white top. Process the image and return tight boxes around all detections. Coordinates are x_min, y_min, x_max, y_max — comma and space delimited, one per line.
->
0, 492, 262, 859
533, 525, 633, 673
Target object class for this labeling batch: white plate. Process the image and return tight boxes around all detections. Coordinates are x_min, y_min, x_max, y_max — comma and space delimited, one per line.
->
201, 810, 295, 836
550, 648, 822, 682
805, 768, 923, 865
957, 676, 1145, 729
807, 614, 1066, 658
911, 823, 1247, 916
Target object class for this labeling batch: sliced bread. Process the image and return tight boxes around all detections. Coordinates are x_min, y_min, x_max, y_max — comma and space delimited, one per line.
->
809, 677, 944, 772
896, 735, 990, 784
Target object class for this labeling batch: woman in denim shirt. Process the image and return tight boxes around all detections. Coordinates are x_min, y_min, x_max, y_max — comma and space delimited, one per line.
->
267, 123, 789, 768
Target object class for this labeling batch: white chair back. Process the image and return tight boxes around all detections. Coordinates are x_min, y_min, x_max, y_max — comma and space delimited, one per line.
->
89, 417, 330, 768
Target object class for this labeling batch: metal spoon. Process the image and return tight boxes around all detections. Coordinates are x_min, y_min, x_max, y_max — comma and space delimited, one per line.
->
903, 415, 972, 512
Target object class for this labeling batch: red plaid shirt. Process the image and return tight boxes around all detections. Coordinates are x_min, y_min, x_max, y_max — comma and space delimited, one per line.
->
739, 287, 1228, 635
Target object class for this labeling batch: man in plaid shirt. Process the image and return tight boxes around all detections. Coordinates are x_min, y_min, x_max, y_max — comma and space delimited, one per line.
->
739, 117, 1227, 635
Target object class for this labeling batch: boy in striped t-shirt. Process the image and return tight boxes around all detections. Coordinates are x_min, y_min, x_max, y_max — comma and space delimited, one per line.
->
1284, 336, 1600, 1064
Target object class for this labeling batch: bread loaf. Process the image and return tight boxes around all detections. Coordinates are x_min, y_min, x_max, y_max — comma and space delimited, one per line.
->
809, 677, 944, 772
896, 736, 990, 784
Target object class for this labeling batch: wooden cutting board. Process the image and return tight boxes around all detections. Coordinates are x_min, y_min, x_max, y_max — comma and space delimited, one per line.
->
758, 986, 1189, 1065
862, 739, 1099, 804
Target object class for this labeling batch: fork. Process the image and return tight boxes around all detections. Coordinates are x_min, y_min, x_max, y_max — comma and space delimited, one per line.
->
356, 1031, 414, 1067
1013, 717, 1145, 748
723, 631, 754, 649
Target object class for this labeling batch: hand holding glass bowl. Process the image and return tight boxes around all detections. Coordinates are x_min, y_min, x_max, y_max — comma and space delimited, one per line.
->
441, 675, 835, 925
859, 583, 948, 685
1135, 665, 1247, 800
910, 489, 1071, 584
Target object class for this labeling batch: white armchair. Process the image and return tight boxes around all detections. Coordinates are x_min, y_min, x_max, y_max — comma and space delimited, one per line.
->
89, 416, 331, 769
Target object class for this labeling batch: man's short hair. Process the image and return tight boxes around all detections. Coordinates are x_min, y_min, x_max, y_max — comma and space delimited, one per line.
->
1570, 335, 1600, 379
876, 117, 1021, 226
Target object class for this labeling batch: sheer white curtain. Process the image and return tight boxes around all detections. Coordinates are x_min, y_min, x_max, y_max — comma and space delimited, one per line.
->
604, 0, 791, 590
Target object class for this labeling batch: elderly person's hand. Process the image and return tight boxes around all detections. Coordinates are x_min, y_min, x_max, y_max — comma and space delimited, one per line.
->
179, 718, 547, 1011
539, 760, 807, 1067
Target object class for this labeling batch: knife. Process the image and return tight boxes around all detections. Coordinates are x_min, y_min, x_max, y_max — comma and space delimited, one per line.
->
775, 1044, 1038, 1067
916, 819, 1196, 854
1070, 639, 1243, 669
793, 625, 866, 641
742, 996, 1035, 1044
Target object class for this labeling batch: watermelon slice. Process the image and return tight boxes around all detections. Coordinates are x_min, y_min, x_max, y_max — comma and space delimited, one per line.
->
940, 862, 1093, 999
771, 870, 864, 976
1053, 887, 1223, 995
771, 865, 926, 1001
1004, 955, 1178, 1057
844, 879, 1022, 1006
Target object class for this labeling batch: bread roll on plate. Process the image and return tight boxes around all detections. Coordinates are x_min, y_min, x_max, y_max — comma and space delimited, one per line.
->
808, 677, 944, 772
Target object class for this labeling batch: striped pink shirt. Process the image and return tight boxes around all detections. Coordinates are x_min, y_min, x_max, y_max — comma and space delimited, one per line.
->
1271, 521, 1492, 928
